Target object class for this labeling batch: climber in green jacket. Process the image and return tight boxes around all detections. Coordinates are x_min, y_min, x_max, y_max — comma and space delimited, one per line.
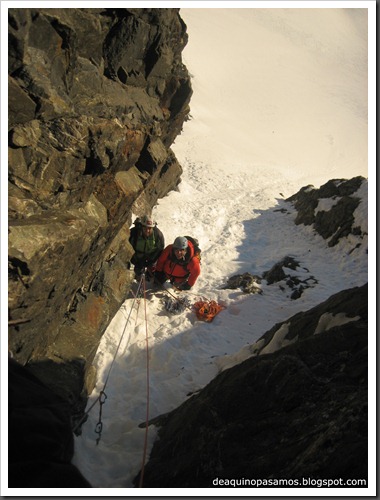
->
129, 215, 165, 280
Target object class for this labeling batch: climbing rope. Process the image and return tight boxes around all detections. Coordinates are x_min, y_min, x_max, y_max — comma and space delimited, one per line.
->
138, 273, 150, 488
72, 273, 145, 437
156, 281, 225, 321
72, 270, 225, 487
193, 299, 225, 322
73, 270, 152, 486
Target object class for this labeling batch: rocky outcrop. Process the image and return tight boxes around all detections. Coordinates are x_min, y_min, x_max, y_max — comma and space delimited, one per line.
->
222, 272, 263, 294
286, 176, 367, 247
136, 284, 367, 487
223, 177, 367, 300
223, 257, 317, 300
8, 8, 192, 419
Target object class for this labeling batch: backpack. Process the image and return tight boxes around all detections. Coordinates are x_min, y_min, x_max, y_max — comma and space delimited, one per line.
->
184, 236, 201, 263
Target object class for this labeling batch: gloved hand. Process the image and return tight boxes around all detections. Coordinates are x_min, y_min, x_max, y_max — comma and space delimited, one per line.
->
146, 266, 156, 282
177, 282, 191, 291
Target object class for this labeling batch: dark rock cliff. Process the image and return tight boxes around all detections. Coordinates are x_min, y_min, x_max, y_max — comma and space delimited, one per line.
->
8, 8, 192, 419
136, 284, 368, 487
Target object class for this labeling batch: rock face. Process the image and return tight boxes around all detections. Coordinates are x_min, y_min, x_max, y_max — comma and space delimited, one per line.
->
136, 284, 368, 487
286, 176, 367, 247
8, 359, 91, 488
8, 8, 192, 419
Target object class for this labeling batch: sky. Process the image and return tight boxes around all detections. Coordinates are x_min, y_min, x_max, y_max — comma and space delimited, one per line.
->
2, 1, 375, 496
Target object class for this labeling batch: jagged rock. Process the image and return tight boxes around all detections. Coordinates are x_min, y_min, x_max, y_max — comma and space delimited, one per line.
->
223, 258, 316, 299
263, 256, 300, 284
8, 8, 192, 417
286, 177, 367, 247
262, 256, 317, 299
250, 283, 367, 356
222, 273, 263, 294
135, 284, 367, 487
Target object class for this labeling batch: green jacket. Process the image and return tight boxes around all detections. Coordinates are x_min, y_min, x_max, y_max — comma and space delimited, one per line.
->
129, 225, 165, 266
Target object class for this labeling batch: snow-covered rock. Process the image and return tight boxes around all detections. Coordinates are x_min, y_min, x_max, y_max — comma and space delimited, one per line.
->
137, 284, 367, 487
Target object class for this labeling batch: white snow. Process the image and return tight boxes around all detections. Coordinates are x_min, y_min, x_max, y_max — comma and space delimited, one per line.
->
2, 2, 374, 497
70, 5, 373, 494
173, 6, 369, 188
314, 197, 341, 215
71, 152, 370, 492
259, 322, 291, 355
314, 312, 361, 335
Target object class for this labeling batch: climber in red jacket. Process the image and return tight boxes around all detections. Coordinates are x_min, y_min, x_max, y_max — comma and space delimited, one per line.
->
154, 236, 201, 291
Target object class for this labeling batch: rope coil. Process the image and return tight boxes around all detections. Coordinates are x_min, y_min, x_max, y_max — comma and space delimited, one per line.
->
193, 299, 225, 322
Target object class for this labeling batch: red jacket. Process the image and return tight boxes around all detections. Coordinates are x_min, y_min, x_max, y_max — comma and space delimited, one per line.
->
155, 240, 201, 287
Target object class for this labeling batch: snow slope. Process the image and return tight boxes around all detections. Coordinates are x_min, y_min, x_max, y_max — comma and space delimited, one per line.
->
72, 160, 368, 491
70, 5, 372, 494
174, 6, 369, 187
5, 3, 370, 495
